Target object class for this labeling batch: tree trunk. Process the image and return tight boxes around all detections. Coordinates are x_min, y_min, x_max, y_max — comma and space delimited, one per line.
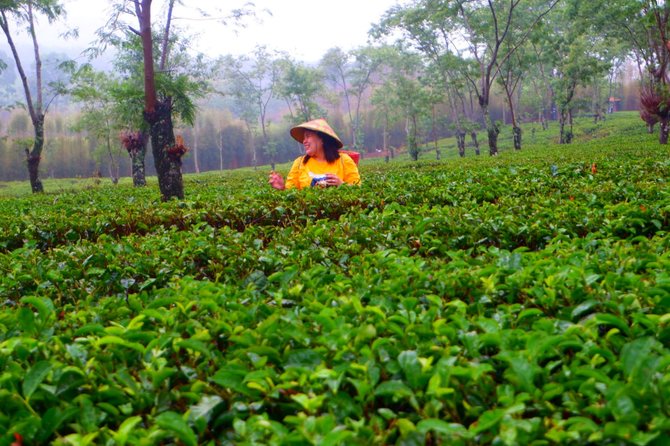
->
470, 131, 480, 156
147, 100, 184, 200
26, 149, 43, 193
484, 109, 499, 156
107, 153, 119, 184
130, 130, 149, 187
131, 149, 147, 186
432, 105, 440, 160
126, 129, 147, 187
567, 109, 574, 143
26, 114, 45, 193
131, 136, 147, 187
559, 110, 568, 144
382, 121, 391, 163
513, 126, 522, 151
660, 119, 669, 144
457, 131, 466, 157
407, 115, 419, 161
217, 129, 224, 170
648, 123, 656, 134
539, 111, 548, 130
192, 121, 200, 174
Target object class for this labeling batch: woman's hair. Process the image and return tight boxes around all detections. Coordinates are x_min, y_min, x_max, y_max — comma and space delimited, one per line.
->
303, 132, 341, 164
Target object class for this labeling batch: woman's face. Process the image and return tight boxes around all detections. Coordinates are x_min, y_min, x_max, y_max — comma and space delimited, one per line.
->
302, 130, 324, 157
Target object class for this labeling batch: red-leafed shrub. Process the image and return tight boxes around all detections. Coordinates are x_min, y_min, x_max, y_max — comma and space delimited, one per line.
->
639, 85, 670, 120
120, 131, 144, 156
167, 135, 189, 161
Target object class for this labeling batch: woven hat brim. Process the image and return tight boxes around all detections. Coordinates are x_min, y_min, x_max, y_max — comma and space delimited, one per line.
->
290, 120, 344, 149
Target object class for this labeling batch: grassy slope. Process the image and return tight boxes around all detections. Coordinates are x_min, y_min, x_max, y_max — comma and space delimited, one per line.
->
0, 111, 647, 198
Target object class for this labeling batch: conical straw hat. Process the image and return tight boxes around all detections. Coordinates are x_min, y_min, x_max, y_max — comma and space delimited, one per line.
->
290, 118, 344, 149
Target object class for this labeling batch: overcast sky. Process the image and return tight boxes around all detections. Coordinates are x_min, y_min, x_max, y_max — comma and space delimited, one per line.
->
17, 0, 403, 63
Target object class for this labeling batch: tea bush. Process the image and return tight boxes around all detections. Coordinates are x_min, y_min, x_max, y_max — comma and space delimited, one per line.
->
1, 113, 670, 445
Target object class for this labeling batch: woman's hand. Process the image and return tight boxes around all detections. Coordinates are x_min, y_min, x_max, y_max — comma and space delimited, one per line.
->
325, 174, 343, 187
269, 171, 286, 190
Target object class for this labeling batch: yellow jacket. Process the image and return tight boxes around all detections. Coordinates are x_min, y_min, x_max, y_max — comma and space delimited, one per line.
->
285, 154, 360, 189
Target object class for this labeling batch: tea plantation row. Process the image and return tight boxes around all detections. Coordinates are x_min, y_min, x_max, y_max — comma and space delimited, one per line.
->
1, 132, 670, 445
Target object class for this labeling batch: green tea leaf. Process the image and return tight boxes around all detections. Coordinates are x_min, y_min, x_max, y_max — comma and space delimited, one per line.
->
374, 381, 414, 398
23, 360, 52, 400
97, 335, 145, 353
190, 395, 223, 423
113, 416, 143, 445
155, 411, 197, 446
417, 419, 469, 437
594, 313, 631, 336
470, 409, 505, 434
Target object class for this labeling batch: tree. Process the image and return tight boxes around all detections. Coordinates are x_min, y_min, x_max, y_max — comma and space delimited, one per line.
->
544, 0, 610, 144
221, 46, 282, 169
371, 49, 404, 160
494, 23, 533, 150
100, 33, 150, 186
69, 65, 124, 183
133, 0, 184, 200
320, 46, 382, 151
277, 57, 325, 124
0, 0, 65, 192
386, 47, 431, 161
95, 0, 208, 197
376, 0, 559, 156
594, 0, 670, 142
523, 35, 554, 131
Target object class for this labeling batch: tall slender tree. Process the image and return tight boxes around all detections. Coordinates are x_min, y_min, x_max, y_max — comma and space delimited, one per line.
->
69, 65, 124, 183
0, 0, 65, 192
543, 0, 610, 144
321, 46, 382, 151
222, 46, 282, 169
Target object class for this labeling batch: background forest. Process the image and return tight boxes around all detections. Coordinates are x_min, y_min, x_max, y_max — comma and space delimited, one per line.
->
0, 0, 662, 185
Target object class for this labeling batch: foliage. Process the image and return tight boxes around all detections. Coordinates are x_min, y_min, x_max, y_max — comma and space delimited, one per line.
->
1, 115, 670, 444
276, 58, 326, 123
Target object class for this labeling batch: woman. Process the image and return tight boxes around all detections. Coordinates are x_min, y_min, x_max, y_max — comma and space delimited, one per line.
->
269, 118, 360, 190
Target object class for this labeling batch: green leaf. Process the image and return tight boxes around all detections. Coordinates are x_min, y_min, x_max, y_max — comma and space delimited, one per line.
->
23, 360, 52, 400
593, 313, 631, 336
285, 349, 323, 370
398, 350, 422, 389
113, 416, 143, 446
498, 352, 536, 392
38, 407, 79, 442
571, 300, 598, 319
470, 409, 505, 434
417, 419, 469, 437
210, 365, 253, 396
321, 429, 354, 446
374, 380, 414, 398
190, 395, 223, 423
176, 339, 212, 358
20, 295, 55, 322
155, 411, 197, 446
97, 335, 145, 353
620, 337, 656, 378
59, 432, 99, 446
608, 393, 639, 424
